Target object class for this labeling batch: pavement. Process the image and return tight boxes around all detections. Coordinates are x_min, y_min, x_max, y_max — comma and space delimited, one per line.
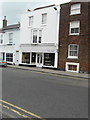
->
7, 65, 89, 79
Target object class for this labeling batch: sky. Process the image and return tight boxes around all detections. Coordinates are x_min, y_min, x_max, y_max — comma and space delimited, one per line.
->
0, 0, 71, 27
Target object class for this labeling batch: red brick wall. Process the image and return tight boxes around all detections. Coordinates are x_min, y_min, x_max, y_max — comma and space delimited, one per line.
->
58, 2, 89, 73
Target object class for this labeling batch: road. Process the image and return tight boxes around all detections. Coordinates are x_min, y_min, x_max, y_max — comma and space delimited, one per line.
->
1, 67, 88, 119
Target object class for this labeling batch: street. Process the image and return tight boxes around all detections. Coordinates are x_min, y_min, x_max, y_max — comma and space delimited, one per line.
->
1, 67, 88, 118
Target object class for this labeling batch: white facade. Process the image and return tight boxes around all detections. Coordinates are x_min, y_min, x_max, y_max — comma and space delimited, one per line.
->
20, 5, 60, 68
0, 25, 20, 65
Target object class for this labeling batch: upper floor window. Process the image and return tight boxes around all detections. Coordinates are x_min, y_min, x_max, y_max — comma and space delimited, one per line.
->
32, 29, 42, 44
33, 30, 38, 43
9, 33, 13, 43
39, 30, 42, 43
69, 21, 80, 35
70, 3, 81, 15
0, 34, 3, 44
68, 44, 79, 59
42, 13, 47, 24
29, 16, 33, 26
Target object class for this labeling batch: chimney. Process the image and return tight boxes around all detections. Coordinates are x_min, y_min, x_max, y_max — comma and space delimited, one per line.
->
3, 16, 7, 28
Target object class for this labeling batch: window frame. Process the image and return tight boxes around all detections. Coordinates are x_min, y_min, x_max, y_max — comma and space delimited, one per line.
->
42, 13, 47, 25
69, 21, 80, 35
32, 29, 42, 44
70, 3, 81, 16
6, 53, 13, 63
66, 62, 79, 73
68, 44, 79, 59
0, 34, 3, 45
9, 33, 13, 44
29, 16, 33, 27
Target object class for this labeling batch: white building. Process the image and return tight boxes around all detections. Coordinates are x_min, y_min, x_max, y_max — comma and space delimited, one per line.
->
0, 16, 20, 65
20, 4, 60, 68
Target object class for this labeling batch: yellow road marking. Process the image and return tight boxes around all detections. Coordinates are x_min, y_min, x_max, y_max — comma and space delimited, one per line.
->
0, 99, 41, 119
0, 103, 29, 118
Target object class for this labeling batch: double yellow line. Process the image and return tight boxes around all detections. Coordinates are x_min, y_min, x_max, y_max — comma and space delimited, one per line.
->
0, 99, 42, 119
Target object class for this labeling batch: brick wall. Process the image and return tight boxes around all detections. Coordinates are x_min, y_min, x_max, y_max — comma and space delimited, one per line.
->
58, 2, 89, 73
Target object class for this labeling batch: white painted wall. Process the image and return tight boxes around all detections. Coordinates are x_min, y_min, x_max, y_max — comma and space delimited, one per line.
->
20, 5, 60, 44
0, 29, 20, 65
20, 5, 60, 68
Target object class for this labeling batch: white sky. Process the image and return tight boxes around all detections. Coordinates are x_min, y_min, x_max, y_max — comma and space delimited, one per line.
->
0, 0, 71, 27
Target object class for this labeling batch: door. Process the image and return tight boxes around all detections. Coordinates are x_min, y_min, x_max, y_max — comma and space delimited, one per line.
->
37, 53, 42, 67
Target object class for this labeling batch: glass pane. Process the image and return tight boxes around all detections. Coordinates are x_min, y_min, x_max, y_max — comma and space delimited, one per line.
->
75, 28, 79, 33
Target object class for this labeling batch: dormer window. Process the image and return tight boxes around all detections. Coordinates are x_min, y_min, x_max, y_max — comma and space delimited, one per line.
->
70, 3, 81, 15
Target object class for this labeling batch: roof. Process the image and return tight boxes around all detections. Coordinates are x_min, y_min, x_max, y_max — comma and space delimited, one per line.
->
0, 23, 20, 33
34, 4, 56, 11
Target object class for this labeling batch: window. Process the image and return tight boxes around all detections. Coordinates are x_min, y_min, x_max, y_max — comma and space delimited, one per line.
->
33, 30, 37, 43
44, 53, 55, 66
69, 21, 80, 35
22, 52, 30, 64
70, 3, 81, 15
39, 30, 42, 43
68, 44, 79, 59
32, 29, 42, 44
42, 13, 47, 24
66, 62, 79, 73
9, 33, 13, 43
29, 16, 33, 26
0, 34, 3, 44
6, 53, 13, 62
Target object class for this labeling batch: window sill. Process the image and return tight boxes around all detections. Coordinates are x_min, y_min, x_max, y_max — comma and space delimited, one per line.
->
41, 24, 47, 27
70, 13, 81, 16
67, 57, 78, 59
31, 43, 42, 45
69, 33, 80, 36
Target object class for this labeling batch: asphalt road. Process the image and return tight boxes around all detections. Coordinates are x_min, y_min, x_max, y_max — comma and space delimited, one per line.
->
1, 67, 88, 118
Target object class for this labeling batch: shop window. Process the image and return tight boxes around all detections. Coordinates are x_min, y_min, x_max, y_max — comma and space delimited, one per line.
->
22, 52, 30, 64
44, 53, 55, 66
6, 53, 13, 62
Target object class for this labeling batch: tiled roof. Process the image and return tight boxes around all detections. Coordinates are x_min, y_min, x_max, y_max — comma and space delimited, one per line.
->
0, 23, 20, 33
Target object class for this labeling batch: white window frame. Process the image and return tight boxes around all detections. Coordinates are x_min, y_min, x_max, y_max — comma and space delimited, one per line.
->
9, 33, 13, 43
31, 29, 42, 44
70, 3, 81, 16
68, 44, 79, 59
0, 34, 3, 45
42, 13, 47, 25
6, 53, 13, 63
29, 16, 33, 27
66, 62, 79, 73
69, 21, 80, 35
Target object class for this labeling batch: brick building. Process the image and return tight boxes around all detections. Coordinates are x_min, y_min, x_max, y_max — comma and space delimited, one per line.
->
58, 1, 90, 73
